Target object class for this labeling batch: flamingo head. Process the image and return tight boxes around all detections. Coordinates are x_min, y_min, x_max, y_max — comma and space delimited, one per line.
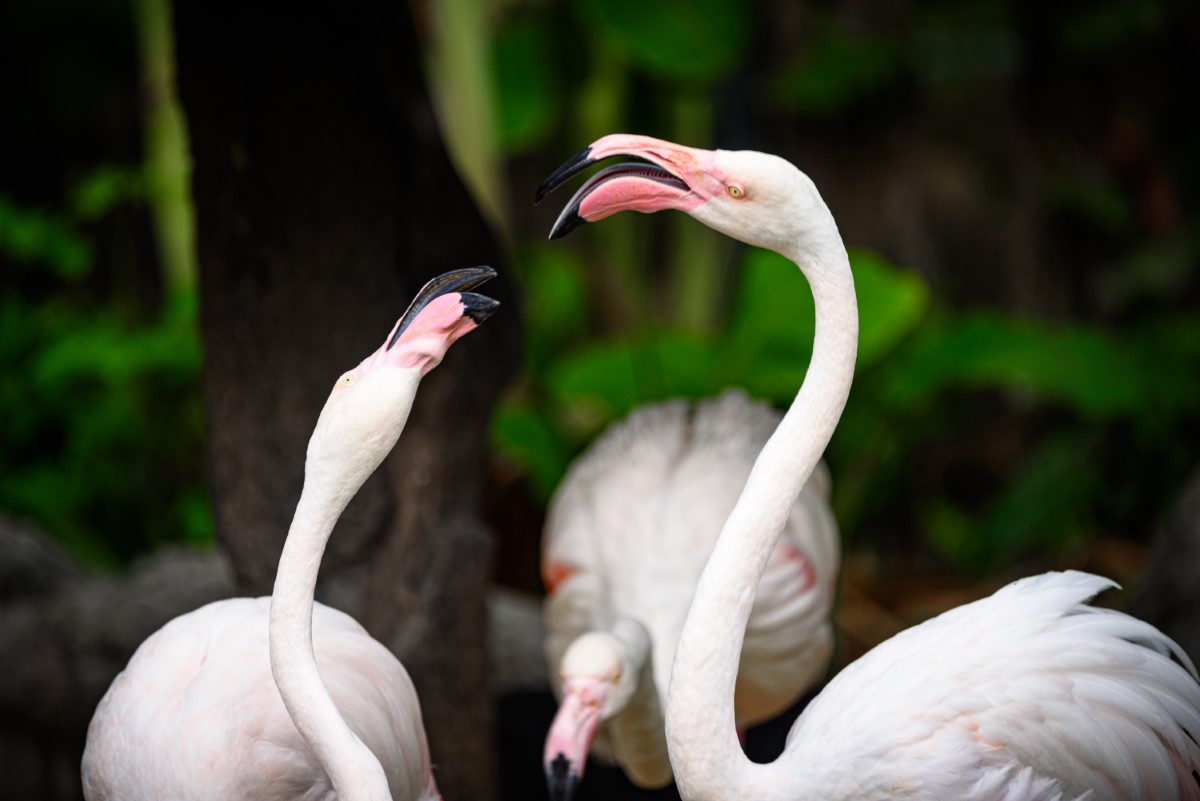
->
535, 133, 830, 256
543, 632, 638, 801
305, 266, 498, 488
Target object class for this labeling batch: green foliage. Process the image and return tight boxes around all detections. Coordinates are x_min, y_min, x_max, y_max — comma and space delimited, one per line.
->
0, 277, 207, 568
494, 222, 1200, 573
71, 165, 145, 221
0, 195, 94, 278
570, 0, 751, 82
885, 313, 1147, 419
923, 431, 1103, 571
493, 14, 561, 152
518, 245, 591, 371
11, 0, 1197, 582
767, 29, 901, 115
492, 246, 934, 502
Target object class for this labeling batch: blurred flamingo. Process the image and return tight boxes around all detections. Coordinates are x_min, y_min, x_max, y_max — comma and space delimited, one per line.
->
539, 389, 839, 800
538, 134, 1200, 801
82, 268, 500, 801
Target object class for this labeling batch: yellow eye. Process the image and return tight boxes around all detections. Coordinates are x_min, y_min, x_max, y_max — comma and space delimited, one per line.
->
727, 184, 745, 199
339, 371, 357, 386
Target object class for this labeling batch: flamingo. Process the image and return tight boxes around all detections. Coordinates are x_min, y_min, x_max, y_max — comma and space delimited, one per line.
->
81, 267, 500, 801
539, 389, 839, 800
537, 134, 1200, 800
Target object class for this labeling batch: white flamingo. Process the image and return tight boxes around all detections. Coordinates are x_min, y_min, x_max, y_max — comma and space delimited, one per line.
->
81, 267, 500, 801
538, 134, 1200, 801
539, 389, 838, 800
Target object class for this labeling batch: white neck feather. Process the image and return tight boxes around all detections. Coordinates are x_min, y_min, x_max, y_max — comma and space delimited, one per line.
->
665, 205, 857, 801
269, 369, 422, 801
607, 619, 672, 788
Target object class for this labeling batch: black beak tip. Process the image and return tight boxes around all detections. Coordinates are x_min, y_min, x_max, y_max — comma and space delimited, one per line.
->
548, 209, 587, 241
471, 264, 498, 282
545, 753, 579, 801
535, 146, 595, 205
460, 292, 499, 324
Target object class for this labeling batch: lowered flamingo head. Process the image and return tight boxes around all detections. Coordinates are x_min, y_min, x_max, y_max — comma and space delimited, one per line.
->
305, 266, 498, 491
544, 632, 640, 801
535, 133, 834, 257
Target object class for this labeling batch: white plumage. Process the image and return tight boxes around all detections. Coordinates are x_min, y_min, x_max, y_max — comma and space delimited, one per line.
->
83, 598, 435, 801
542, 389, 839, 790
782, 570, 1200, 800
535, 134, 1200, 801
81, 270, 499, 801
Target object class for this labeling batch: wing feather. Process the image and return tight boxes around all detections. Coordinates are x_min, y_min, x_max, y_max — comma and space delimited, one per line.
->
781, 571, 1200, 801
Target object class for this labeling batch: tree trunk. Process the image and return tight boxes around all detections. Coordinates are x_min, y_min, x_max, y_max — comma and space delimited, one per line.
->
173, 4, 519, 799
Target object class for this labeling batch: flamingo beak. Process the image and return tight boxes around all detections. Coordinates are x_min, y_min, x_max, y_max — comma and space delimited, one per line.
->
383, 265, 498, 351
543, 678, 612, 801
534, 134, 722, 239
357, 266, 499, 376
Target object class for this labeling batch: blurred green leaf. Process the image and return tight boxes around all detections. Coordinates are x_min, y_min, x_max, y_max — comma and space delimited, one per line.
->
885, 312, 1146, 418
723, 246, 929, 400
1130, 314, 1200, 414
571, 0, 751, 81
548, 332, 720, 425
722, 248, 813, 402
727, 248, 815, 355
850, 248, 931, 366
175, 489, 215, 547
0, 286, 205, 567
767, 29, 900, 114
491, 398, 571, 502
924, 432, 1099, 572
70, 164, 144, 220
519, 245, 590, 370
425, 0, 507, 232
493, 14, 560, 152
0, 195, 93, 278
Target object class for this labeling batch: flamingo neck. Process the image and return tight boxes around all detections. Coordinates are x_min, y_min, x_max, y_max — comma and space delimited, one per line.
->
607, 619, 672, 789
665, 213, 857, 801
269, 376, 421, 801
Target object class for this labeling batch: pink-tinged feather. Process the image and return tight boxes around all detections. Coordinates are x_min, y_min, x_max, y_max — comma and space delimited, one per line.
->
83, 269, 494, 801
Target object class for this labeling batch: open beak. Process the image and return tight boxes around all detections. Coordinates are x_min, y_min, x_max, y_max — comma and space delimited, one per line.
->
534, 134, 720, 239
384, 265, 498, 351
543, 678, 612, 801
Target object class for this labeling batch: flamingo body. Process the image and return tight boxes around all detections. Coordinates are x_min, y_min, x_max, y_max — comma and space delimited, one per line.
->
83, 598, 434, 801
81, 268, 501, 801
543, 389, 838, 787
779, 570, 1200, 800
536, 135, 1200, 801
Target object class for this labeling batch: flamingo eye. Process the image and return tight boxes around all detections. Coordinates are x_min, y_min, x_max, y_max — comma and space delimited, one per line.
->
727, 184, 745, 199
338, 371, 357, 387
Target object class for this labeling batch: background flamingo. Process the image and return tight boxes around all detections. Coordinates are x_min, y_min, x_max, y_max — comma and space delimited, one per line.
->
538, 135, 1200, 800
81, 268, 500, 801
539, 389, 839, 799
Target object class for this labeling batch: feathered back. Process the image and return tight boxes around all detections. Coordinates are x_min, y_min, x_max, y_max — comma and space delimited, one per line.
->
785, 571, 1200, 801
543, 388, 839, 728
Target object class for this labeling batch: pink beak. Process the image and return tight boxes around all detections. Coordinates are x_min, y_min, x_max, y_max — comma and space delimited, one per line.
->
543, 677, 613, 801
535, 134, 721, 239
356, 266, 499, 376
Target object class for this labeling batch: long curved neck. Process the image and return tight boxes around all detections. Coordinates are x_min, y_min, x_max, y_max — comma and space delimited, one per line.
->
270, 489, 392, 801
269, 378, 420, 801
607, 619, 672, 789
665, 212, 857, 801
